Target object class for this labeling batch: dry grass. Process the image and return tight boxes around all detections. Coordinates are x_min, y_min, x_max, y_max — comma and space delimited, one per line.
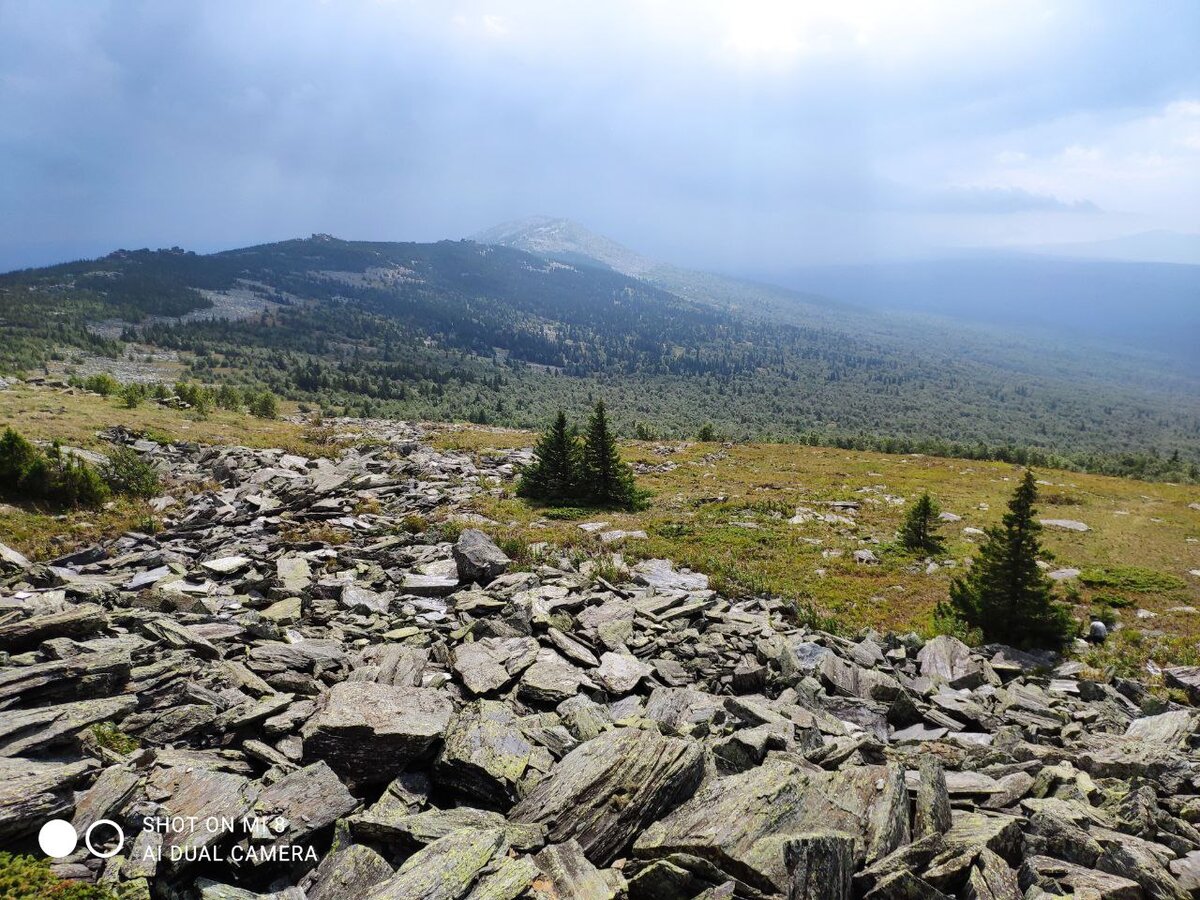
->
4, 389, 1198, 670
447, 432, 1200, 668
0, 383, 341, 457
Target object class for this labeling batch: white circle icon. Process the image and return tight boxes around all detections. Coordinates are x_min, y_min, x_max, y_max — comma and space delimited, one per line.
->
38, 819, 78, 858
84, 819, 125, 858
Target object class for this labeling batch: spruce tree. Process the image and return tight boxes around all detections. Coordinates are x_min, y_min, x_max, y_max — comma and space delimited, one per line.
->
579, 400, 639, 509
899, 492, 945, 555
938, 470, 1074, 649
517, 410, 579, 502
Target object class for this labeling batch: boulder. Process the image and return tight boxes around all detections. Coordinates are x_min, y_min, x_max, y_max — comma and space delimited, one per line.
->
302, 682, 453, 785
511, 726, 704, 865
454, 530, 511, 585
436, 700, 534, 806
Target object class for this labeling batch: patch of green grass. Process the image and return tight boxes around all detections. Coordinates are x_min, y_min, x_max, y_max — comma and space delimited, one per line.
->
90, 721, 139, 755
542, 506, 591, 520
0, 851, 119, 899
1079, 566, 1187, 593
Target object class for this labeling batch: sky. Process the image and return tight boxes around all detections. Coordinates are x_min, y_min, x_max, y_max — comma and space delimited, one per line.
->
1, 0, 1198, 271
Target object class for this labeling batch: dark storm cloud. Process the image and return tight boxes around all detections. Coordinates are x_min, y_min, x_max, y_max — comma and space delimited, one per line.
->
0, 0, 1196, 270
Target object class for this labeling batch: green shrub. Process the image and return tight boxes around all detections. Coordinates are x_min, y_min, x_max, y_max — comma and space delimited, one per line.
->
0, 428, 110, 508
90, 721, 139, 755
174, 381, 213, 414
0, 427, 39, 489
543, 506, 589, 520
83, 373, 120, 396
1079, 566, 1186, 592
100, 447, 161, 498
118, 382, 146, 408
216, 383, 243, 411
248, 389, 279, 419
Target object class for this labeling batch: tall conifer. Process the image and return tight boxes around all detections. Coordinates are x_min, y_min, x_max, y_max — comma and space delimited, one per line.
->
938, 470, 1073, 648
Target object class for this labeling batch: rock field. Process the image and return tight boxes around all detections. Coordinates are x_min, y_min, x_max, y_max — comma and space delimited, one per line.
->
2, 420, 1200, 899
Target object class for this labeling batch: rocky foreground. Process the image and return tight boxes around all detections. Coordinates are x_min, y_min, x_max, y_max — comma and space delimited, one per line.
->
2, 422, 1200, 900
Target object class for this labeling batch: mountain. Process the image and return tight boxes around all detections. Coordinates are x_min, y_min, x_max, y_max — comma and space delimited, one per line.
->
1, 232, 1197, 477
1018, 230, 1200, 265
473, 216, 655, 276
472, 216, 846, 324
769, 256, 1200, 366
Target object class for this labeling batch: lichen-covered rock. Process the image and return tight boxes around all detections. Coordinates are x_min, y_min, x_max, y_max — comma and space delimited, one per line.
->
302, 682, 453, 785
786, 833, 856, 900
511, 726, 704, 865
363, 827, 506, 900
635, 762, 911, 894
306, 844, 394, 900
534, 840, 617, 900
437, 700, 534, 806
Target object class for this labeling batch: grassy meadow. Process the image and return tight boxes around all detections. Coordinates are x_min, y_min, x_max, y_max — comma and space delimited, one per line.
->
1, 383, 1198, 674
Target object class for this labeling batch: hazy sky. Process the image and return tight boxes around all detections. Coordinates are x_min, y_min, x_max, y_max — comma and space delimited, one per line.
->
1, 0, 1198, 271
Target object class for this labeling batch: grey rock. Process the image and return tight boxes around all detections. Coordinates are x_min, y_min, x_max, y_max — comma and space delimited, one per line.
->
302, 682, 453, 785
307, 844, 394, 900
437, 700, 534, 806
786, 833, 855, 900
363, 827, 506, 900
632, 558, 709, 591
454, 529, 511, 585
511, 726, 705, 865
594, 651, 653, 694
534, 839, 617, 900
918, 635, 986, 688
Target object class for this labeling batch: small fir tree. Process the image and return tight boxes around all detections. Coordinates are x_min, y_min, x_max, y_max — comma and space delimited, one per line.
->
937, 470, 1074, 649
517, 411, 580, 502
579, 400, 639, 509
899, 492, 945, 555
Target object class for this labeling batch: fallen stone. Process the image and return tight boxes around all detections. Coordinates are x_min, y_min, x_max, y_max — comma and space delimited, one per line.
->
454, 529, 511, 585
511, 726, 704, 865
302, 682, 453, 785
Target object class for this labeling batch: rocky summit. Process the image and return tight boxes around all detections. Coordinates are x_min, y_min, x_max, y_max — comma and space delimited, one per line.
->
2, 421, 1200, 900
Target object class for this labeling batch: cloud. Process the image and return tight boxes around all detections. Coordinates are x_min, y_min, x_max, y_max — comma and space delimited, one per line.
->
0, 0, 1196, 269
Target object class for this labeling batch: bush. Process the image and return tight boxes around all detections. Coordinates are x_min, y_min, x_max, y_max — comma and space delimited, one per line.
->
119, 382, 146, 408
0, 427, 39, 489
216, 383, 243, 411
83, 372, 120, 396
100, 446, 161, 498
0, 427, 111, 508
248, 389, 279, 419
174, 381, 213, 414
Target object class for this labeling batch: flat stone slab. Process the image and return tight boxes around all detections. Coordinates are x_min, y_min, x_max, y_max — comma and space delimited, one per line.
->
302, 682, 453, 785
511, 726, 705, 865
632, 558, 710, 592
1039, 519, 1090, 532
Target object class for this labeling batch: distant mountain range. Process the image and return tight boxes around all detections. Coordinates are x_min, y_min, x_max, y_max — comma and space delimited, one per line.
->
476, 217, 1200, 365
1016, 230, 1200, 266
1, 222, 1197, 473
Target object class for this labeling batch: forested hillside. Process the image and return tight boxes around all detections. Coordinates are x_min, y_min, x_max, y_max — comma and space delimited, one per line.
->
1, 234, 1197, 481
